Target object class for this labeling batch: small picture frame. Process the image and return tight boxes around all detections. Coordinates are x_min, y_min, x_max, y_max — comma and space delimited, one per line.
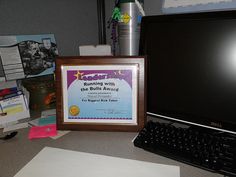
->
56, 56, 146, 131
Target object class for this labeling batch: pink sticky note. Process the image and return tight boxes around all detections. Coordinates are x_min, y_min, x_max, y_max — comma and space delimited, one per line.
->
28, 124, 57, 140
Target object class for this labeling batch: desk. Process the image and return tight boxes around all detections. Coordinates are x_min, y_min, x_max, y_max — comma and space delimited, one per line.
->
0, 128, 223, 177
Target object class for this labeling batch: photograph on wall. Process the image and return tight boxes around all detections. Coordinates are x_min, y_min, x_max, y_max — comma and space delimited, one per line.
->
0, 34, 58, 81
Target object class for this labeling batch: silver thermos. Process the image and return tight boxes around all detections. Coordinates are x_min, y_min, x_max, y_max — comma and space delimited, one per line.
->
118, 0, 144, 56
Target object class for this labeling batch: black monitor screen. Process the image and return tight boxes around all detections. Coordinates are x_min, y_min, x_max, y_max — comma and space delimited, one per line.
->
140, 11, 236, 133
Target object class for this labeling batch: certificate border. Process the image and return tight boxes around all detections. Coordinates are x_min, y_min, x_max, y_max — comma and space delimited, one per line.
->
56, 56, 146, 132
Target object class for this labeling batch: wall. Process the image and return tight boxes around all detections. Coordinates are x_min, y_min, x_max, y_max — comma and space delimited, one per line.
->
0, 0, 162, 56
0, 0, 98, 56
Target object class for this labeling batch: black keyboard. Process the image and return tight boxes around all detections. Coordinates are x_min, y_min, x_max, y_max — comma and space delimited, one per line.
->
134, 121, 236, 176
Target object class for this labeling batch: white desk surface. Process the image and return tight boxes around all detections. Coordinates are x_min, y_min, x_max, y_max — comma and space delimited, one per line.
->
0, 128, 223, 177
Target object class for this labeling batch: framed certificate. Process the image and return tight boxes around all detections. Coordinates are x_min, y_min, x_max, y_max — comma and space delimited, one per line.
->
56, 56, 146, 131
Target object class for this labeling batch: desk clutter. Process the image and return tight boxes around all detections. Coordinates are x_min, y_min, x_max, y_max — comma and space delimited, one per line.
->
28, 109, 70, 140
0, 77, 62, 139
0, 33, 59, 138
0, 76, 69, 140
0, 80, 30, 130
22, 75, 56, 110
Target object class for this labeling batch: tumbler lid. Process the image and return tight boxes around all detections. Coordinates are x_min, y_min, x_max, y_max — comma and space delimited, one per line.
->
119, 0, 144, 4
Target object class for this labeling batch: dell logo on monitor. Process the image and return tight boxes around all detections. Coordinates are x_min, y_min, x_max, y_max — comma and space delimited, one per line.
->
210, 122, 222, 128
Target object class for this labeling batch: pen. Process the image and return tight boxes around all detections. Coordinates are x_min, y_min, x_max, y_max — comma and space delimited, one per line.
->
0, 112, 7, 116
0, 104, 7, 116
0, 131, 18, 140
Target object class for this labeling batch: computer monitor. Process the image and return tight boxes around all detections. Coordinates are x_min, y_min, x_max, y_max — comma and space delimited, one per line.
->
139, 10, 236, 134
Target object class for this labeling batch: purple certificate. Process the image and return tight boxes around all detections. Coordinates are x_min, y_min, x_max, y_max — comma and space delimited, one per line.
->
61, 65, 138, 124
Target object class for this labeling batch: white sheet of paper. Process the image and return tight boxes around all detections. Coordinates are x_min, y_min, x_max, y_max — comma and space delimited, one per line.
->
3, 122, 28, 132
79, 45, 112, 56
163, 0, 232, 8
50, 130, 70, 140
14, 147, 180, 177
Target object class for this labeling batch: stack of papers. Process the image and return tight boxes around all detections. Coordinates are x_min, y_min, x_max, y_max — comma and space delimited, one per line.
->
0, 80, 30, 131
28, 109, 70, 140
